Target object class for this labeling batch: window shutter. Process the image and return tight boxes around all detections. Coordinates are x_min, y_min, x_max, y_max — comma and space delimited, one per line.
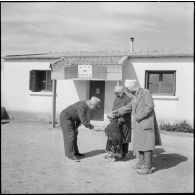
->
46, 71, 52, 91
145, 71, 149, 89
29, 70, 38, 92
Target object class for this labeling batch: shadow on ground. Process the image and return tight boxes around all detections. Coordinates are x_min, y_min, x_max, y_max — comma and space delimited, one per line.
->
84, 149, 106, 158
152, 148, 188, 173
83, 149, 136, 161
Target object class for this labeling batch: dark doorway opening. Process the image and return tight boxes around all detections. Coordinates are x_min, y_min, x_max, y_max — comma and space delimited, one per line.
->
89, 81, 105, 121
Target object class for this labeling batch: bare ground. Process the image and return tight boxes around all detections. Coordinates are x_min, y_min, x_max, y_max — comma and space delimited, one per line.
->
1, 121, 194, 193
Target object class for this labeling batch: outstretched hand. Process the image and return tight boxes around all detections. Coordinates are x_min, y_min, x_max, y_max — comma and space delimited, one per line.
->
107, 112, 118, 119
94, 126, 104, 132
107, 112, 113, 119
107, 112, 120, 121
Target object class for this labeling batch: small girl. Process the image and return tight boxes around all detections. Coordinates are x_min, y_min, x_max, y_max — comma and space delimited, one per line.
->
104, 113, 123, 161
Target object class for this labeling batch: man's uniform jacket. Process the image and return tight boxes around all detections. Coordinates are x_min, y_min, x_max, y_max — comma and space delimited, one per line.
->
60, 101, 93, 156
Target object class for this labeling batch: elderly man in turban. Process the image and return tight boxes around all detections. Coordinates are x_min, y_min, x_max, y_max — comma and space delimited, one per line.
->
60, 96, 101, 161
111, 80, 162, 174
105, 85, 132, 160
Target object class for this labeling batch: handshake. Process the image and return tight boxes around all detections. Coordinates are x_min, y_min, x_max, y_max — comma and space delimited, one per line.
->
107, 112, 125, 124
89, 124, 104, 132
107, 112, 120, 120
92, 126, 104, 132
94, 126, 104, 132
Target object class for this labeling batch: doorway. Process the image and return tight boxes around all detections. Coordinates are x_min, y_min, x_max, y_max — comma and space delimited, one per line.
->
89, 81, 105, 121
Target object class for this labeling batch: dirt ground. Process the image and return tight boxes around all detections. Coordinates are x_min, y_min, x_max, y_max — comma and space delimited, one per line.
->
1, 121, 194, 193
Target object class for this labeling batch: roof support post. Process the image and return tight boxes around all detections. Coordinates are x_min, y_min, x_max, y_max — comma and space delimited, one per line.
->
52, 79, 57, 128
117, 81, 120, 86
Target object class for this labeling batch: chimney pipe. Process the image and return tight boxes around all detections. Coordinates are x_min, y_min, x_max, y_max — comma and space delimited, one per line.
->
130, 37, 134, 53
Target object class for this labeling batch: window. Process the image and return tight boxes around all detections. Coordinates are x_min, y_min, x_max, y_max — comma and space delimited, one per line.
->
145, 71, 176, 95
29, 70, 52, 92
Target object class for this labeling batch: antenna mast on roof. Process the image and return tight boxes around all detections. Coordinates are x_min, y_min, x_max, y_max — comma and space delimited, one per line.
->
130, 37, 134, 53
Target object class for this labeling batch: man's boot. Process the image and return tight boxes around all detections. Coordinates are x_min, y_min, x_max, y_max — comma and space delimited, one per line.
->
122, 143, 129, 159
137, 150, 152, 174
131, 151, 144, 169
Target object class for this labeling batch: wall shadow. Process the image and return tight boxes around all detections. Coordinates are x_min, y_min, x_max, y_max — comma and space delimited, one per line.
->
152, 148, 188, 173
122, 61, 141, 87
84, 149, 106, 158
73, 80, 89, 100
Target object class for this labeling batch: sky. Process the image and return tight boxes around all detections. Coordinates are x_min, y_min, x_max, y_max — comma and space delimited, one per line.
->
1, 2, 194, 56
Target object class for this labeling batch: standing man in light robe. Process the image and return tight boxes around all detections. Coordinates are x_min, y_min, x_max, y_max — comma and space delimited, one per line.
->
110, 80, 162, 174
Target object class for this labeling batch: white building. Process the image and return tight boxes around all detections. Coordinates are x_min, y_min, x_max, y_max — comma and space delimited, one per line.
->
1, 50, 194, 128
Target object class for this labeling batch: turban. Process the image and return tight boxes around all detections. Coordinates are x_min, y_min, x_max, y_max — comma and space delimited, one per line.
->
114, 86, 125, 93
124, 79, 137, 89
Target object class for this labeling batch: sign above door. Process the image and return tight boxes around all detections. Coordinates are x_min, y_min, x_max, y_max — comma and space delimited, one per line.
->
64, 64, 106, 80
78, 65, 92, 78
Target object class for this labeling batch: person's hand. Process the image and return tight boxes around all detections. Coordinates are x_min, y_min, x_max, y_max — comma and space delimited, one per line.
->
107, 112, 114, 119
114, 112, 121, 118
94, 126, 103, 132
136, 117, 142, 122
88, 124, 94, 129
118, 118, 125, 124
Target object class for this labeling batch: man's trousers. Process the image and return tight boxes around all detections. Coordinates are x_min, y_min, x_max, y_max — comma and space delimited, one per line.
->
60, 111, 79, 157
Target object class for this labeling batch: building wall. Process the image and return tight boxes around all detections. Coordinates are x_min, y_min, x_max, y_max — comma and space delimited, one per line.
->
2, 60, 89, 122
2, 56, 194, 128
2, 60, 96, 121
122, 57, 194, 127
2, 60, 52, 121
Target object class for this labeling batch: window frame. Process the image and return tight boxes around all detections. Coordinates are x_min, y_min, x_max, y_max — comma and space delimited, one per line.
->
145, 70, 176, 96
29, 69, 52, 93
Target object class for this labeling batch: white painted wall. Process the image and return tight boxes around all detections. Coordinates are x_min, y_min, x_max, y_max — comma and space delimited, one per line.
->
2, 56, 193, 128
122, 57, 194, 127
2, 60, 88, 121
2, 61, 52, 120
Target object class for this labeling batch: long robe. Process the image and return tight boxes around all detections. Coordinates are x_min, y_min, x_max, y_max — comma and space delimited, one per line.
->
112, 94, 132, 143
106, 94, 132, 152
105, 119, 122, 155
112, 88, 162, 157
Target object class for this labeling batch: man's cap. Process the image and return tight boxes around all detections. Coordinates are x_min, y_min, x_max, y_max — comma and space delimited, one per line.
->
90, 96, 101, 105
